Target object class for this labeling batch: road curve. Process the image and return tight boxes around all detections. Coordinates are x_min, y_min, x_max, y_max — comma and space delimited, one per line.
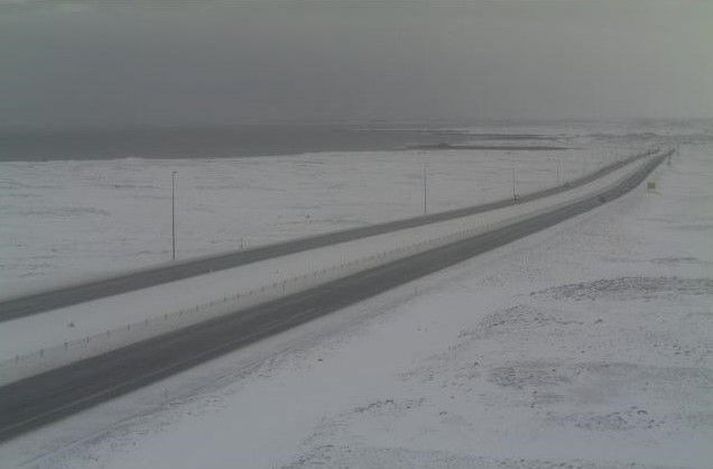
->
0, 149, 660, 322
0, 151, 666, 442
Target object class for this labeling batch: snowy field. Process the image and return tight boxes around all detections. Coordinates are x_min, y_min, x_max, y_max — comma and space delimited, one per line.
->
0, 151, 658, 384
0, 134, 710, 467
1, 141, 632, 297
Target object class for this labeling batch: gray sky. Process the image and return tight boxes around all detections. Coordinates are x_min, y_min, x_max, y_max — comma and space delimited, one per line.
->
1, 0, 711, 128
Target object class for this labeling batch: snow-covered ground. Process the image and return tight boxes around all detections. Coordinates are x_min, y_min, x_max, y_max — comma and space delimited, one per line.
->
0, 151, 657, 385
0, 134, 709, 467
1, 143, 630, 297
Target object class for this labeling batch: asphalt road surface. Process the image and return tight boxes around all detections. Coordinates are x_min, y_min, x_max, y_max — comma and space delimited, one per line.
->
0, 151, 666, 442
0, 149, 660, 322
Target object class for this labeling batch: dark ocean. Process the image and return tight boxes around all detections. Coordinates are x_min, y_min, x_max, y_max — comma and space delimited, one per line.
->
0, 125, 478, 162
3, 121, 707, 162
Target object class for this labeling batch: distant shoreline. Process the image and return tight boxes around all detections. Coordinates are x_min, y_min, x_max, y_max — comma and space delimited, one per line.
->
0, 126, 474, 162
409, 143, 571, 151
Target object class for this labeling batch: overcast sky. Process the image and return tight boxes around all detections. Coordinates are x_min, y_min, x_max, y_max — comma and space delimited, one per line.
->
1, 0, 711, 129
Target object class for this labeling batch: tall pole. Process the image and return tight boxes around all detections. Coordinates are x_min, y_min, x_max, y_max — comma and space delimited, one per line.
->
423, 164, 426, 215
171, 171, 177, 261
512, 167, 517, 202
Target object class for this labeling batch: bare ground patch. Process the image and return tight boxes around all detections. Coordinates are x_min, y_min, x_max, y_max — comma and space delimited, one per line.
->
532, 277, 713, 301
552, 406, 665, 432
284, 444, 695, 469
460, 304, 584, 340
487, 361, 713, 405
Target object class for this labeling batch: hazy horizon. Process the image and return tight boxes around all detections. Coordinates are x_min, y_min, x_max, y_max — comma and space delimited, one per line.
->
1, 0, 711, 130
